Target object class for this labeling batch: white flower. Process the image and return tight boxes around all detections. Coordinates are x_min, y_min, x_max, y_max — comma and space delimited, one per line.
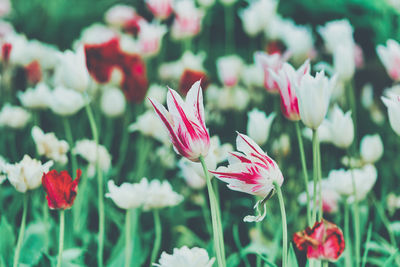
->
318, 19, 354, 53
333, 43, 355, 82
205, 85, 250, 112
154, 246, 215, 267
298, 179, 340, 214
0, 0, 11, 18
100, 87, 126, 118
128, 110, 170, 144
106, 179, 148, 209
361, 83, 374, 109
104, 5, 137, 28
171, 0, 204, 40
48, 86, 85, 117
73, 140, 112, 177
216, 55, 244, 87
158, 51, 206, 81
327, 164, 377, 202
138, 21, 167, 58
296, 71, 336, 129
325, 105, 354, 149
145, 84, 167, 109
54, 46, 90, 93
0, 104, 31, 129
18, 83, 51, 110
302, 121, 332, 143
143, 179, 183, 210
77, 23, 117, 45
5, 155, 53, 193
360, 134, 383, 164
247, 109, 276, 146
241, 64, 264, 88
376, 39, 400, 81
381, 93, 400, 136
31, 126, 69, 165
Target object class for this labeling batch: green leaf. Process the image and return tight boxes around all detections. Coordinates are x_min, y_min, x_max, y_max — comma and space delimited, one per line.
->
287, 243, 299, 267
19, 222, 47, 266
0, 217, 15, 266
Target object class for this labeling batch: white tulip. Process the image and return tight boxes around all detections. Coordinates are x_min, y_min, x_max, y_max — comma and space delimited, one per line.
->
296, 71, 336, 129
333, 43, 355, 82
18, 82, 51, 110
143, 179, 183, 210
100, 87, 126, 118
106, 179, 148, 210
155, 246, 215, 267
360, 134, 383, 164
216, 55, 244, 87
128, 109, 170, 144
318, 19, 354, 53
0, 104, 31, 129
246, 109, 276, 146
326, 105, 354, 149
48, 86, 85, 117
381, 93, 400, 136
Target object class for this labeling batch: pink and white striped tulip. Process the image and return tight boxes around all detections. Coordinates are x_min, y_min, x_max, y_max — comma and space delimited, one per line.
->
149, 80, 210, 162
270, 60, 310, 121
145, 0, 173, 20
382, 93, 400, 136
377, 39, 400, 81
254, 51, 290, 94
211, 132, 284, 222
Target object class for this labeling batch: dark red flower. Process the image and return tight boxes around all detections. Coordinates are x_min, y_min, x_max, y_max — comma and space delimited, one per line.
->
293, 219, 345, 261
266, 40, 285, 55
42, 169, 82, 210
2, 42, 12, 64
179, 69, 209, 96
84, 38, 148, 103
25, 60, 42, 84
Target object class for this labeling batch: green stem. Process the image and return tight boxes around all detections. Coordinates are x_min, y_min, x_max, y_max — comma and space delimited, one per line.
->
295, 122, 311, 225
125, 209, 131, 267
13, 194, 28, 267
112, 113, 132, 177
256, 221, 262, 267
63, 117, 78, 173
347, 81, 358, 150
348, 152, 361, 267
85, 102, 104, 267
199, 156, 226, 267
43, 201, 49, 252
344, 202, 352, 267
201, 192, 213, 236
56, 210, 65, 267
273, 181, 287, 267
322, 261, 329, 267
372, 195, 396, 246
311, 130, 319, 224
317, 132, 322, 221
224, 5, 234, 53
232, 224, 251, 267
150, 210, 162, 267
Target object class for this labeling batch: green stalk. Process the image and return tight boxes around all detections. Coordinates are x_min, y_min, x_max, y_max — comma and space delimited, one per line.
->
150, 210, 162, 267
224, 5, 234, 53
199, 156, 226, 267
344, 202, 352, 267
347, 81, 358, 148
311, 130, 319, 224
125, 209, 131, 267
13, 194, 28, 267
322, 261, 329, 267
232, 224, 251, 267
85, 102, 104, 267
201, 192, 213, 236
63, 117, 78, 173
316, 132, 323, 221
295, 122, 311, 225
256, 221, 262, 267
112, 113, 132, 176
273, 181, 287, 267
56, 210, 65, 267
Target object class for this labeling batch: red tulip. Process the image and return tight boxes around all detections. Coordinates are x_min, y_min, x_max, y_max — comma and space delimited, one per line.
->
42, 169, 82, 210
179, 69, 208, 96
293, 219, 345, 261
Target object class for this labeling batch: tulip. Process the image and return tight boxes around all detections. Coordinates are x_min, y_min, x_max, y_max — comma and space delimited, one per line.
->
106, 179, 149, 210
145, 0, 173, 20
376, 39, 400, 81
128, 110, 170, 145
216, 55, 244, 87
326, 105, 354, 149
104, 5, 144, 35
170, 0, 204, 40
18, 83, 51, 110
100, 87, 126, 118
333, 43, 355, 82
155, 246, 215, 267
246, 108, 276, 146
48, 86, 85, 117
360, 134, 383, 164
149, 80, 210, 162
293, 219, 345, 261
32, 126, 69, 165
270, 60, 310, 121
381, 94, 400, 136
296, 70, 336, 129
318, 19, 354, 53
179, 69, 209, 95
0, 104, 31, 129
137, 21, 167, 58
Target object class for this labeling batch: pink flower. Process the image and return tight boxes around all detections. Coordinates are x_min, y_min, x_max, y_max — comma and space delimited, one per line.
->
255, 51, 290, 94
377, 39, 400, 81
149, 80, 210, 162
211, 132, 283, 222
171, 0, 204, 40
270, 60, 310, 121
146, 0, 173, 20
293, 219, 345, 261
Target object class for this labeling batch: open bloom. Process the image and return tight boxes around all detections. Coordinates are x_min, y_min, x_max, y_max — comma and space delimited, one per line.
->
211, 132, 284, 222
137, 21, 167, 58
0, 104, 31, 129
318, 19, 354, 53
376, 39, 400, 81
42, 169, 82, 210
149, 80, 210, 162
128, 109, 170, 144
381, 94, 400, 136
100, 87, 126, 118
247, 108, 276, 146
296, 70, 336, 129
154, 246, 215, 267
48, 86, 85, 117
170, 0, 204, 40
270, 60, 310, 121
143, 178, 184, 210
5, 155, 53, 193
18, 83, 51, 110
106, 179, 148, 209
325, 105, 354, 149
145, 0, 173, 20
293, 219, 345, 261
216, 55, 244, 87
104, 5, 144, 35
32, 126, 69, 165
255, 51, 290, 93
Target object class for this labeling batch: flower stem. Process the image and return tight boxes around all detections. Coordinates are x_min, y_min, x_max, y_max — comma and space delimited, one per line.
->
13, 194, 28, 267
63, 117, 78, 173
317, 132, 323, 221
56, 210, 65, 267
85, 102, 104, 267
224, 5, 234, 53
199, 156, 226, 267
344, 202, 352, 267
311, 130, 318, 224
150, 210, 162, 267
322, 261, 329, 267
295, 122, 311, 226
125, 209, 131, 267
273, 181, 287, 267
347, 81, 358, 148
